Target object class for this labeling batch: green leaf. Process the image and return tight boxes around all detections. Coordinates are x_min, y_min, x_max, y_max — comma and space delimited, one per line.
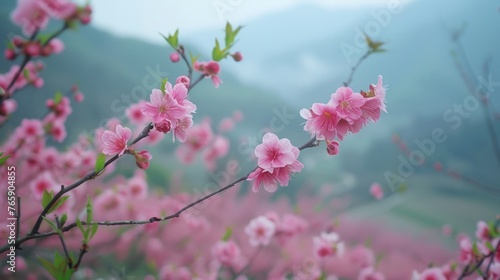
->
47, 196, 69, 214
23, 68, 30, 79
212, 38, 221, 61
37, 256, 58, 278
160, 78, 168, 92
189, 51, 200, 65
224, 22, 242, 48
0, 87, 5, 95
53, 251, 65, 268
42, 216, 58, 231
222, 227, 232, 241
488, 221, 498, 237
94, 153, 106, 173
476, 268, 485, 277
365, 35, 385, 52
472, 241, 480, 256
60, 213, 67, 227
54, 91, 63, 104
76, 217, 85, 235
89, 223, 98, 240
6, 40, 14, 49
485, 241, 495, 252
42, 190, 54, 209
37, 34, 49, 45
161, 29, 179, 49
86, 196, 93, 225
0, 154, 10, 165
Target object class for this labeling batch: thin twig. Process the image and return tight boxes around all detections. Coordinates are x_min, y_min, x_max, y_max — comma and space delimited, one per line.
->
55, 216, 73, 269
343, 50, 372, 87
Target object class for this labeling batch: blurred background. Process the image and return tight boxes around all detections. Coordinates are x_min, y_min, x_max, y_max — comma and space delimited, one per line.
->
1, 0, 499, 276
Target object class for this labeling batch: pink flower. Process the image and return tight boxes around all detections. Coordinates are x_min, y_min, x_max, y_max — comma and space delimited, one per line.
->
475, 220, 492, 242
211, 240, 243, 268
30, 171, 58, 199
459, 237, 473, 264
330, 87, 365, 120
203, 61, 222, 88
170, 52, 180, 63
254, 133, 297, 172
313, 232, 345, 259
245, 216, 276, 246
142, 89, 188, 124
413, 267, 446, 280
358, 267, 385, 280
73, 91, 84, 102
218, 117, 234, 132
300, 103, 339, 141
370, 183, 384, 200
101, 124, 131, 155
20, 119, 44, 138
248, 145, 303, 193
360, 75, 387, 122
11, 0, 77, 35
126, 101, 148, 125
349, 245, 375, 268
441, 224, 452, 236
173, 116, 193, 143
326, 140, 340, 156
168, 82, 196, 113
488, 262, 500, 280
247, 168, 279, 193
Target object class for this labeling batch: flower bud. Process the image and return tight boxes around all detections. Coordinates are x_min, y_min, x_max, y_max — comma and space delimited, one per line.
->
154, 120, 171, 133
326, 140, 340, 156
175, 76, 190, 89
231, 51, 243, 62
170, 52, 180, 63
4, 49, 16, 60
134, 150, 152, 170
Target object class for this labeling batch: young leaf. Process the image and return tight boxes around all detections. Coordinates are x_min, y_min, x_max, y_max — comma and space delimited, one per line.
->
160, 78, 168, 92
0, 154, 10, 165
47, 196, 69, 214
86, 196, 93, 222
41, 216, 58, 231
212, 38, 222, 61
23, 68, 30, 79
189, 51, 200, 65
485, 241, 495, 252
54, 91, 63, 104
42, 190, 54, 209
94, 153, 106, 173
472, 241, 480, 256
76, 217, 85, 235
222, 227, 232, 241
90, 223, 98, 240
53, 251, 65, 268
60, 213, 67, 227
37, 256, 58, 278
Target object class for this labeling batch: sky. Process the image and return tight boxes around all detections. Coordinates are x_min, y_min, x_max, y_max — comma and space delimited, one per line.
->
84, 0, 403, 44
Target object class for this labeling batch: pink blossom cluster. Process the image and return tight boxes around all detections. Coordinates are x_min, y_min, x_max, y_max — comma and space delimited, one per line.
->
175, 116, 238, 171
248, 133, 304, 193
301, 75, 387, 155
11, 0, 92, 36
0, 61, 45, 99
141, 77, 197, 141
5, 36, 64, 61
